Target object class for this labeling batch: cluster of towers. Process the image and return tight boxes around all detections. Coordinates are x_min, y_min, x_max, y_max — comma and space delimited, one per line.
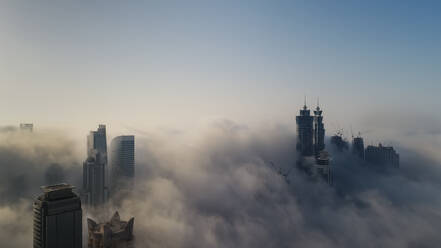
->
295, 99, 400, 184
296, 100, 325, 157
331, 130, 400, 168
82, 125, 135, 207
296, 100, 331, 184
34, 125, 137, 248
351, 134, 400, 168
33, 184, 134, 248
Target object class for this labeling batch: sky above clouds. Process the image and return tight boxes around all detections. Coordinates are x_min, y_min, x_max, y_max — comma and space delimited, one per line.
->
0, 0, 440, 136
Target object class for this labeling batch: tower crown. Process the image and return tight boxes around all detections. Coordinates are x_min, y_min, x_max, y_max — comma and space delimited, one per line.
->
314, 98, 322, 116
299, 96, 311, 116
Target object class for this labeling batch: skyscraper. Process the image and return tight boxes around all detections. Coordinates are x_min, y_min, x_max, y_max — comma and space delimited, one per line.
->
296, 99, 332, 185
83, 153, 107, 206
83, 125, 108, 206
33, 183, 82, 248
365, 143, 400, 168
313, 103, 325, 155
110, 136, 135, 196
296, 102, 314, 156
316, 151, 332, 185
330, 133, 349, 152
352, 134, 365, 160
87, 125, 107, 161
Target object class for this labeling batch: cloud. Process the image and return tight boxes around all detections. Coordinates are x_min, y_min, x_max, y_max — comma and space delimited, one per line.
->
1, 120, 441, 248
0, 129, 81, 204
0, 201, 33, 248
112, 120, 441, 248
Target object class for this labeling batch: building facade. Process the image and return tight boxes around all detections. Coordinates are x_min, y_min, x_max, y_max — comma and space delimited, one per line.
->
330, 134, 349, 152
316, 151, 332, 185
33, 184, 82, 248
296, 104, 314, 156
83, 154, 107, 206
87, 125, 108, 162
313, 105, 325, 154
352, 136, 365, 160
87, 211, 134, 248
110, 136, 135, 196
365, 143, 400, 168
83, 125, 109, 206
296, 101, 332, 185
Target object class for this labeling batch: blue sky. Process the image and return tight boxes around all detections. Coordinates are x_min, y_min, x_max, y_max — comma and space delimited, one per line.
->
0, 1, 439, 134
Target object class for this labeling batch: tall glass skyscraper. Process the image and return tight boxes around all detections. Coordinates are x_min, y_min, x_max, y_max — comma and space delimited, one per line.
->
33, 184, 82, 248
110, 135, 135, 196
83, 154, 106, 206
296, 103, 314, 156
83, 125, 108, 206
87, 124, 107, 162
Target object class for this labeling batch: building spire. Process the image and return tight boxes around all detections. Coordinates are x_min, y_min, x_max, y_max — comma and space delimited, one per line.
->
303, 95, 307, 110
313, 97, 322, 116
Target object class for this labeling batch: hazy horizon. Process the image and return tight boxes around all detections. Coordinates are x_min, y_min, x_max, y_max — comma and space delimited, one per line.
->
1, 1, 440, 132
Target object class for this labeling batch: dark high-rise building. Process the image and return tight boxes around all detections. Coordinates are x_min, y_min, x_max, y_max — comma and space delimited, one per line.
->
83, 153, 107, 206
313, 103, 325, 154
316, 151, 332, 185
365, 143, 400, 168
330, 133, 349, 152
87, 125, 108, 162
110, 135, 135, 196
296, 103, 314, 156
296, 99, 332, 185
352, 135, 365, 160
83, 125, 108, 206
33, 184, 82, 248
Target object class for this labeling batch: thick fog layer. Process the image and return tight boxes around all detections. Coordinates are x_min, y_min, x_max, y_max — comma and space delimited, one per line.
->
0, 129, 81, 248
1, 119, 441, 248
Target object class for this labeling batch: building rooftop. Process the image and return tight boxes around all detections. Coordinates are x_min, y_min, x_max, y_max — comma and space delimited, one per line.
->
88, 211, 134, 247
39, 183, 76, 201
41, 183, 75, 193
113, 135, 134, 141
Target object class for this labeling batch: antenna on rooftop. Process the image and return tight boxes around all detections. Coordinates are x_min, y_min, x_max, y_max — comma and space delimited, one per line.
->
350, 125, 354, 139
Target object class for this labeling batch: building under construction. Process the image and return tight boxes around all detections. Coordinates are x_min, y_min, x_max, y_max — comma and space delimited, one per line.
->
87, 211, 134, 248
330, 131, 349, 152
352, 134, 365, 160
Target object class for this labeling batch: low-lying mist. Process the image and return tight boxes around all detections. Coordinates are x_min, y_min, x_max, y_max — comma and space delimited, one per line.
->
0, 118, 440, 248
